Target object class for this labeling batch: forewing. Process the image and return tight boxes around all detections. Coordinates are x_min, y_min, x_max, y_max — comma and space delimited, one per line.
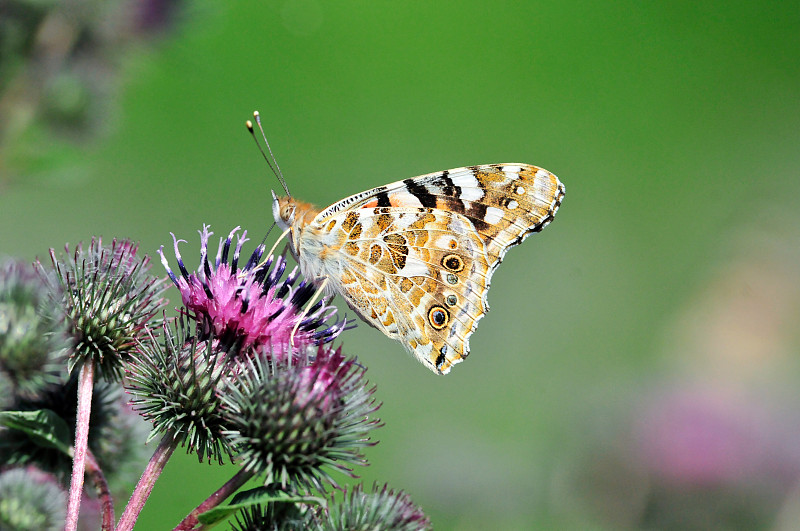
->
315, 163, 565, 272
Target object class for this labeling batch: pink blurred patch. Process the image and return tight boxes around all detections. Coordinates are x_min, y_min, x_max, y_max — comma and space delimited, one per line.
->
637, 389, 766, 485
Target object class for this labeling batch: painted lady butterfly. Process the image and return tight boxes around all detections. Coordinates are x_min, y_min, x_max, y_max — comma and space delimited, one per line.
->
250, 116, 565, 374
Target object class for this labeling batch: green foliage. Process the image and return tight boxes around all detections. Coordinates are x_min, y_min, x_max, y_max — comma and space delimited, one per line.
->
200, 485, 324, 526
0, 410, 72, 457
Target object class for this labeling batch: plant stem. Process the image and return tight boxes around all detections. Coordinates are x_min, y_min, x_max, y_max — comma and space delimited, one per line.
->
173, 468, 255, 531
85, 449, 114, 531
116, 434, 177, 531
65, 362, 95, 531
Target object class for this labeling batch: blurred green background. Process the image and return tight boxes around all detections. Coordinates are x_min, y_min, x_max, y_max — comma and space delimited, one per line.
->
2, 1, 800, 529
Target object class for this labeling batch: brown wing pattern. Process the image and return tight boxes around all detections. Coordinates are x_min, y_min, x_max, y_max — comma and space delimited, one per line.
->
297, 163, 565, 374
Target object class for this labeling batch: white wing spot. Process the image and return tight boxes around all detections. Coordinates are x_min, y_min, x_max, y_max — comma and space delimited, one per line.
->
484, 206, 504, 224
503, 165, 521, 179
507, 200, 519, 209
515, 186, 525, 195
451, 172, 484, 201
535, 169, 549, 179
398, 256, 429, 277
393, 213, 419, 231
460, 187, 484, 201
390, 192, 423, 209
435, 234, 456, 249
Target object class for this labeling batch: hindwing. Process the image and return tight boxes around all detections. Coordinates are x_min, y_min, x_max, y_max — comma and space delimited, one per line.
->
310, 208, 489, 373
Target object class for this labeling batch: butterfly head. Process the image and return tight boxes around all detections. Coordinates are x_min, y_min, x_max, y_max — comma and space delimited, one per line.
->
272, 190, 296, 231
271, 191, 319, 255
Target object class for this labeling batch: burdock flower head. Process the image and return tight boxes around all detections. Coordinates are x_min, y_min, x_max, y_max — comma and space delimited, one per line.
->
0, 467, 67, 531
222, 345, 381, 492
127, 227, 354, 463
126, 317, 234, 463
0, 260, 67, 400
158, 226, 347, 358
42, 238, 167, 381
311, 483, 432, 531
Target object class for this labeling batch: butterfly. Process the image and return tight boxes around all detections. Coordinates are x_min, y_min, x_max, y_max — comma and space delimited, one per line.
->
248, 115, 565, 374
269, 163, 564, 374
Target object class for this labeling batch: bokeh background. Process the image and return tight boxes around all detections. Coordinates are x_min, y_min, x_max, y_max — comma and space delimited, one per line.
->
2, 1, 800, 529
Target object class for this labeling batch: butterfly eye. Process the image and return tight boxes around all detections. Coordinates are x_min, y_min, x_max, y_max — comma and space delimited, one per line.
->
281, 204, 294, 221
428, 306, 449, 330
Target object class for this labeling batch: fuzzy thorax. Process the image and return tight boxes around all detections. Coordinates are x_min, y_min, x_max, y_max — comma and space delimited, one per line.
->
271, 193, 338, 290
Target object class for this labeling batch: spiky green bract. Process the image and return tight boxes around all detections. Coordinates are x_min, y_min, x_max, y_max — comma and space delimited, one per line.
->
310, 483, 431, 531
231, 494, 309, 531
43, 237, 167, 381
222, 345, 381, 492
0, 467, 67, 531
0, 260, 67, 400
0, 373, 131, 481
125, 318, 234, 464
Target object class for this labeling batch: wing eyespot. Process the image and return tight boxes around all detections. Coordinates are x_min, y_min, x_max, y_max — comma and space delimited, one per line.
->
428, 305, 449, 330
442, 254, 464, 272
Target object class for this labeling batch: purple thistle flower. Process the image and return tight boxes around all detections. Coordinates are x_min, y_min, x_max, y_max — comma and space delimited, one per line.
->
295, 346, 356, 411
158, 226, 347, 357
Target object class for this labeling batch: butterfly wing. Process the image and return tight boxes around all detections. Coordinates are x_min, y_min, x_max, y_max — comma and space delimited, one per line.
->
309, 207, 493, 373
302, 164, 564, 374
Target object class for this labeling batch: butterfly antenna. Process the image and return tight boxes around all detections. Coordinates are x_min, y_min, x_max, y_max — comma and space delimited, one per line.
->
245, 111, 291, 197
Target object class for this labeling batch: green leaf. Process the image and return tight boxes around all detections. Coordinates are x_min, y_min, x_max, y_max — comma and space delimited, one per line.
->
197, 486, 326, 526
0, 409, 73, 456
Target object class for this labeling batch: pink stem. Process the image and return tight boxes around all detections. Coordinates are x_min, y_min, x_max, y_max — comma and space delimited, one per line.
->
85, 449, 115, 531
65, 362, 95, 531
115, 435, 177, 531
173, 468, 255, 531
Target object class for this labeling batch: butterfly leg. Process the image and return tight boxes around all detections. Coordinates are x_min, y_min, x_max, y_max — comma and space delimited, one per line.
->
290, 276, 330, 348
261, 228, 292, 269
